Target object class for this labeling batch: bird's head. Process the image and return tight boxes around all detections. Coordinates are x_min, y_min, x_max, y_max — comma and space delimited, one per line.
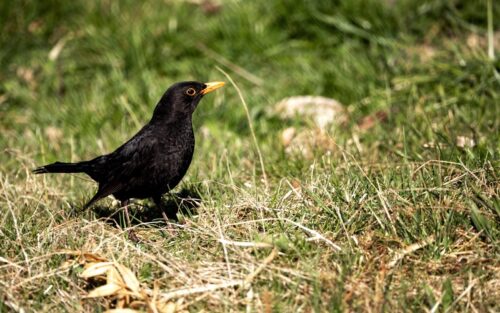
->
152, 81, 225, 122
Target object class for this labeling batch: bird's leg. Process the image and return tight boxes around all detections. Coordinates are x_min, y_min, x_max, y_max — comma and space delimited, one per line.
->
153, 196, 171, 224
121, 200, 139, 242
121, 199, 132, 227
154, 195, 178, 237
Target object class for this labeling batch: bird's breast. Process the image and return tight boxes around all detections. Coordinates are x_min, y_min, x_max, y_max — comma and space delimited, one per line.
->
154, 132, 194, 185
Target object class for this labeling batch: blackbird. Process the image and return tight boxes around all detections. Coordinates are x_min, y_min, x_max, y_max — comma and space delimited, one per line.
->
33, 81, 224, 225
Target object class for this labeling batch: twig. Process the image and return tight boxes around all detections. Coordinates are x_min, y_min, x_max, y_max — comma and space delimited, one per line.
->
156, 248, 278, 301
444, 280, 477, 313
218, 239, 273, 249
216, 215, 233, 280
226, 217, 342, 251
280, 218, 342, 251
0, 256, 24, 270
159, 280, 243, 301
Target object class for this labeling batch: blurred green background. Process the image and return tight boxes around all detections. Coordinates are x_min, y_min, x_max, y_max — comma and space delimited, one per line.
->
1, 0, 498, 167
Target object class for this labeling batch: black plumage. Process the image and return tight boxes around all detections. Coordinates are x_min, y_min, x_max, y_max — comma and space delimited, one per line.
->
33, 81, 224, 221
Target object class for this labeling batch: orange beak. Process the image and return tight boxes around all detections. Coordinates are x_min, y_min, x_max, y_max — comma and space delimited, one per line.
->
201, 81, 225, 95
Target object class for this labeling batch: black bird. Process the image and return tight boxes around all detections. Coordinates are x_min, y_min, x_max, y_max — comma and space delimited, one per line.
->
33, 81, 224, 225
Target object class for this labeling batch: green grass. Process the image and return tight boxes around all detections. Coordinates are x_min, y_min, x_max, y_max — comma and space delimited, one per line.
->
1, 0, 499, 312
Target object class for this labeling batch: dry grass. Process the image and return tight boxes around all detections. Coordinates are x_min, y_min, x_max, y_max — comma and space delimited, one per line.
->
1, 0, 499, 311
1, 152, 498, 312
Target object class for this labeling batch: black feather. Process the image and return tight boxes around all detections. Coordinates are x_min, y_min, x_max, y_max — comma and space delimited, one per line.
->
33, 81, 222, 213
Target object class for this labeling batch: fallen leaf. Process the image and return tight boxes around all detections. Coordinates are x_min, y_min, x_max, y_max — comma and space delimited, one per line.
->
107, 267, 124, 287
87, 283, 122, 298
157, 300, 178, 313
80, 262, 115, 278
115, 263, 140, 294
81, 252, 108, 263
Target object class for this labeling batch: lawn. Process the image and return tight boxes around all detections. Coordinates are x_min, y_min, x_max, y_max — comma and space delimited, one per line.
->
0, 0, 499, 312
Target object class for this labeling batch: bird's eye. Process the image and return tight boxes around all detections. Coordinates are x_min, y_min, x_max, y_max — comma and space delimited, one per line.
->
186, 88, 196, 96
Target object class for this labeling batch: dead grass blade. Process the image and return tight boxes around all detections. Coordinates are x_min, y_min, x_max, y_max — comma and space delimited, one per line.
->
159, 280, 243, 302
388, 235, 435, 268
218, 239, 274, 249
242, 248, 278, 289
218, 67, 269, 191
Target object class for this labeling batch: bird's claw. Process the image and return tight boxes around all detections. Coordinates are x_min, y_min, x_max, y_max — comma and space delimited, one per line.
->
127, 229, 140, 243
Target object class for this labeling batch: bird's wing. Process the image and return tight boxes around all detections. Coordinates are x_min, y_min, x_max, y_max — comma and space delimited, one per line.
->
84, 179, 126, 208
84, 126, 182, 206
86, 135, 157, 204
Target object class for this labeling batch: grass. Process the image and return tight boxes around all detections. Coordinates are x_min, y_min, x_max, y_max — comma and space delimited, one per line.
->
1, 0, 499, 311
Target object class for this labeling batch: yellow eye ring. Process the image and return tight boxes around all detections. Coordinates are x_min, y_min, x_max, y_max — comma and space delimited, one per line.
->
186, 88, 196, 96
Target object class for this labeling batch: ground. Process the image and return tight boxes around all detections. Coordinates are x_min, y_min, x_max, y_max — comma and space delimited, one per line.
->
0, 0, 499, 312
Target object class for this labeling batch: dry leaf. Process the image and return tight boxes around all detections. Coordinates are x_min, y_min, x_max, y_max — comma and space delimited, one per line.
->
107, 267, 123, 286
81, 262, 114, 278
81, 252, 108, 263
129, 300, 146, 309
69, 252, 201, 312
115, 263, 140, 294
157, 300, 178, 313
87, 283, 122, 298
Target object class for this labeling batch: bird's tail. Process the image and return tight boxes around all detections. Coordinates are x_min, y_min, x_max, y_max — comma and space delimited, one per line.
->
32, 161, 89, 174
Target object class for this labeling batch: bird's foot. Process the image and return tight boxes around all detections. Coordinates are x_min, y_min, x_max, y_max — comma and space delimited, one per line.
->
127, 229, 140, 243
161, 212, 179, 237
161, 211, 170, 224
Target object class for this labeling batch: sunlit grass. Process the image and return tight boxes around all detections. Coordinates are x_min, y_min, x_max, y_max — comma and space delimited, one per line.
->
0, 0, 498, 311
